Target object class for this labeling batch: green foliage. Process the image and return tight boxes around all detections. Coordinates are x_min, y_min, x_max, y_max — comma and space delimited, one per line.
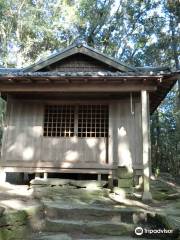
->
0, 0, 179, 68
151, 87, 180, 175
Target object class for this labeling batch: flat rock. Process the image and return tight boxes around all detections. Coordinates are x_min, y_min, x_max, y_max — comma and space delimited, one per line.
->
166, 193, 180, 200
33, 186, 112, 207
32, 233, 157, 240
45, 219, 134, 236
33, 233, 72, 240
30, 179, 70, 186
30, 179, 106, 189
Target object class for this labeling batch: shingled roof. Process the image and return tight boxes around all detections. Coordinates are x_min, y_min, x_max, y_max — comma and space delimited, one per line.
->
23, 43, 136, 72
0, 43, 179, 113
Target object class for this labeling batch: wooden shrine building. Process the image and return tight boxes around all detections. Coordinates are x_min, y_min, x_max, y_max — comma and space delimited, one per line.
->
0, 43, 179, 200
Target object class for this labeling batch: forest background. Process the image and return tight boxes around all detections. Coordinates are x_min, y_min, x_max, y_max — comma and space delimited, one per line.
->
0, 0, 179, 175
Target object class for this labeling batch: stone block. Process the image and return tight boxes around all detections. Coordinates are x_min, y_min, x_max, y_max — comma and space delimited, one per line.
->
116, 167, 133, 179
118, 178, 133, 188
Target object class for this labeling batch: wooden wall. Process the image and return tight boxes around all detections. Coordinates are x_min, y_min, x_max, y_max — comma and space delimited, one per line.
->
1, 98, 43, 162
1, 97, 143, 171
110, 100, 142, 170
41, 53, 117, 72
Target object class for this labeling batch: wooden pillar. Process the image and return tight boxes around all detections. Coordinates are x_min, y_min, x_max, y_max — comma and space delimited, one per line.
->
108, 173, 113, 189
35, 173, 41, 179
97, 174, 101, 182
141, 90, 152, 201
108, 103, 114, 166
0, 168, 6, 183
43, 172, 48, 179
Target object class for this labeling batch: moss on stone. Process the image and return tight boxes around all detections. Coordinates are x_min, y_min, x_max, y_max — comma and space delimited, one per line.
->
0, 210, 29, 240
0, 210, 28, 227
152, 191, 169, 200
116, 167, 133, 179
0, 225, 30, 240
118, 179, 133, 188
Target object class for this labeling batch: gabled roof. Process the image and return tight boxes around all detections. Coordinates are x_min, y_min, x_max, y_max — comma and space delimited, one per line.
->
23, 43, 136, 72
0, 43, 179, 114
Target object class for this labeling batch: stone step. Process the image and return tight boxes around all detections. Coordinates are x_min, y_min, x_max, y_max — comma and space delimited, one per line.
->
30, 179, 107, 189
45, 205, 149, 224
32, 232, 152, 240
45, 219, 135, 236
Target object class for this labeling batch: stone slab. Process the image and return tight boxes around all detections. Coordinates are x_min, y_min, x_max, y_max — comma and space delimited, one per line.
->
116, 167, 133, 179
32, 233, 158, 240
118, 179, 133, 188
33, 233, 72, 240
30, 179, 107, 189
45, 219, 134, 236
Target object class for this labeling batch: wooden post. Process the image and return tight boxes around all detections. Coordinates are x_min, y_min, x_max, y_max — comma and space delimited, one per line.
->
97, 174, 101, 182
0, 168, 6, 183
43, 172, 48, 179
35, 173, 41, 179
108, 174, 113, 189
141, 90, 152, 201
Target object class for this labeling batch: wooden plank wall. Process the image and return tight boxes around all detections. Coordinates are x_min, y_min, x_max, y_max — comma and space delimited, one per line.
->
1, 98, 143, 170
1, 99, 107, 169
1, 98, 43, 162
41, 137, 107, 168
42, 54, 117, 72
110, 99, 142, 170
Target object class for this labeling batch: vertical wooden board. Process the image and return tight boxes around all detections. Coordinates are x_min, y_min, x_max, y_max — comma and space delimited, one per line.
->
3, 100, 43, 162
1, 97, 12, 160
41, 137, 106, 166
134, 102, 143, 167
113, 98, 143, 169
141, 90, 152, 199
79, 138, 105, 163
109, 103, 118, 166
115, 100, 135, 168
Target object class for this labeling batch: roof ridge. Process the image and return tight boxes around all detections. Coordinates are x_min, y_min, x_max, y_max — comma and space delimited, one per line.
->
22, 44, 136, 72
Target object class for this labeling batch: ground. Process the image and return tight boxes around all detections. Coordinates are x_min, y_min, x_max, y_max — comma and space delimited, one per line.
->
0, 174, 179, 240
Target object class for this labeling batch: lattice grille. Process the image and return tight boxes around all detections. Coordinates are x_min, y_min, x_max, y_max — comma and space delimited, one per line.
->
78, 105, 109, 137
43, 105, 75, 137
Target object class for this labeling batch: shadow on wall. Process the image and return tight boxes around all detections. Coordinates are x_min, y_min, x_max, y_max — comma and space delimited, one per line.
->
5, 130, 109, 167
3, 121, 135, 184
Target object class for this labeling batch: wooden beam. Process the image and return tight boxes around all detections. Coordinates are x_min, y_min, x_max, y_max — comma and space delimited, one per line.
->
141, 90, 152, 201
0, 161, 113, 169
43, 172, 48, 179
79, 47, 130, 72
24, 46, 79, 71
0, 168, 6, 182
0, 166, 114, 174
97, 174, 101, 182
0, 83, 157, 93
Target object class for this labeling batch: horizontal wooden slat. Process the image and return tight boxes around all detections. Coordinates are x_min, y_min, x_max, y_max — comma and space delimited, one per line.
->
0, 161, 113, 169
0, 83, 157, 92
0, 167, 114, 174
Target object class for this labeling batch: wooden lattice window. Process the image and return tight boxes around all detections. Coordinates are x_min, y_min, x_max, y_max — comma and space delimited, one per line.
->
43, 105, 75, 137
78, 105, 109, 137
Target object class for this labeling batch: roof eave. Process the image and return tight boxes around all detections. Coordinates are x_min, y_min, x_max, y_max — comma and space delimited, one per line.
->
22, 44, 136, 73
